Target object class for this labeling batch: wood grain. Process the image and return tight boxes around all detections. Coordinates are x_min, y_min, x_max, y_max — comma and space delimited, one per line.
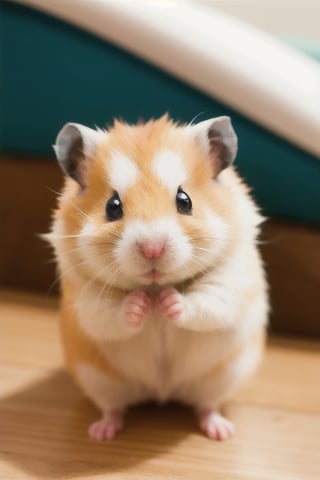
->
0, 290, 319, 480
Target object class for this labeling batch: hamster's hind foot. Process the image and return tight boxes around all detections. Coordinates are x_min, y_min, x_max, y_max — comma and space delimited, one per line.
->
198, 410, 234, 441
88, 410, 124, 440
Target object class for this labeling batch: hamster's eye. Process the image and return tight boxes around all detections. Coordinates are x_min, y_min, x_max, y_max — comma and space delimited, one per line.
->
106, 192, 123, 221
176, 187, 192, 215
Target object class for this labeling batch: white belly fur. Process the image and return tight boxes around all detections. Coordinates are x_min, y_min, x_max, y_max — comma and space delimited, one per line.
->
75, 292, 266, 410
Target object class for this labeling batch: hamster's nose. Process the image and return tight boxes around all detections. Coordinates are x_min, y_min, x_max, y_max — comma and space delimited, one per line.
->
139, 241, 166, 259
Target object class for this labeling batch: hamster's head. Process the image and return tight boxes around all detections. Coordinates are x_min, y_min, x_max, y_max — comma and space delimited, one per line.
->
50, 115, 259, 291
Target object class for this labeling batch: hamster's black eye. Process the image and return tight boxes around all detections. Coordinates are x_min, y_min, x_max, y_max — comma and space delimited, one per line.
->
106, 192, 123, 221
176, 187, 192, 215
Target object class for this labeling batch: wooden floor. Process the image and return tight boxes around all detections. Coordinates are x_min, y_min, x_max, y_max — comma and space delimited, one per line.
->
0, 290, 319, 480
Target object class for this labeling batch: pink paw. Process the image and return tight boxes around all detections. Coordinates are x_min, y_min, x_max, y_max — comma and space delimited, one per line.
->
198, 410, 235, 441
88, 410, 124, 440
156, 288, 184, 322
124, 290, 150, 328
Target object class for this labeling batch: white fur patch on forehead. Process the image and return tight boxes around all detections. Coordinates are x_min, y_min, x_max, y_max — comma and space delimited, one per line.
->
108, 151, 139, 196
152, 150, 187, 194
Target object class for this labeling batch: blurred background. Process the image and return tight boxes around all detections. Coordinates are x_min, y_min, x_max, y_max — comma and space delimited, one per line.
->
1, 0, 319, 337
205, 0, 320, 43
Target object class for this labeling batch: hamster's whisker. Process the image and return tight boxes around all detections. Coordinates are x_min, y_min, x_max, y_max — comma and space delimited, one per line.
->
65, 252, 116, 304
47, 257, 92, 294
75, 278, 96, 306
188, 256, 210, 272
191, 236, 224, 242
47, 186, 99, 227
192, 246, 228, 262
193, 246, 212, 253
95, 263, 123, 304
188, 253, 226, 276
56, 244, 115, 259
185, 261, 209, 282
190, 256, 206, 268
46, 186, 63, 197
52, 246, 85, 257
108, 230, 123, 240
47, 233, 122, 242
256, 238, 274, 246
50, 249, 116, 293
46, 234, 83, 239
75, 256, 119, 305
70, 203, 99, 226
89, 241, 118, 247
190, 253, 208, 263
46, 233, 105, 240
44, 257, 59, 265
187, 111, 205, 127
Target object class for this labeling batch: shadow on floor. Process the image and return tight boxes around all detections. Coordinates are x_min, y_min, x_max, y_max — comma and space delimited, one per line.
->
0, 369, 195, 478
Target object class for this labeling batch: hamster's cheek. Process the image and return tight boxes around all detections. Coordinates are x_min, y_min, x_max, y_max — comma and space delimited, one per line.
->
72, 221, 119, 283
204, 209, 230, 256
170, 208, 230, 280
76, 223, 102, 268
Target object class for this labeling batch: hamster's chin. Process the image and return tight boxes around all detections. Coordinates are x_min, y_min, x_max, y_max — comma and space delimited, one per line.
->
138, 267, 192, 287
115, 261, 199, 289
144, 268, 164, 282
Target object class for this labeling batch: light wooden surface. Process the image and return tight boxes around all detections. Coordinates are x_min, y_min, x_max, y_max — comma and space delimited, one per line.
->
0, 290, 319, 480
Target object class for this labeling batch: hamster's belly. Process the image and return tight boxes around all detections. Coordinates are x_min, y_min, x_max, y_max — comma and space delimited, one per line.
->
97, 313, 252, 403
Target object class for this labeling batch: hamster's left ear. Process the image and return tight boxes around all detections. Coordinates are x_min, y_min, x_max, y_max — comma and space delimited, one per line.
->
53, 123, 105, 189
188, 116, 238, 176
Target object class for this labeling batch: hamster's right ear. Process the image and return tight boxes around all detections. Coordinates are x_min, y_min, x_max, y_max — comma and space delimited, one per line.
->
187, 116, 238, 177
53, 123, 106, 189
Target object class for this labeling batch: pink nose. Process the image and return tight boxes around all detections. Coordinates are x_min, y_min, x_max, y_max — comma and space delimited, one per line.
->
140, 242, 166, 259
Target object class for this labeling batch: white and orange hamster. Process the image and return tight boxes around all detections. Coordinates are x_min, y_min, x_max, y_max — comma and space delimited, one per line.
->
48, 115, 268, 441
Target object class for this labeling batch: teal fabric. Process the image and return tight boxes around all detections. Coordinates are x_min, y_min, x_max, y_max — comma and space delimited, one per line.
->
1, 3, 320, 224
283, 36, 320, 63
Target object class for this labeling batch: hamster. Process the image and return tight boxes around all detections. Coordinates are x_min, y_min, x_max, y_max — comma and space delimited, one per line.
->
47, 115, 268, 441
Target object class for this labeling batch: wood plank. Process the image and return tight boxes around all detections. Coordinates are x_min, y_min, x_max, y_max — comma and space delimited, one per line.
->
236, 337, 320, 413
260, 220, 320, 337
0, 291, 319, 479
0, 156, 63, 293
0, 289, 61, 368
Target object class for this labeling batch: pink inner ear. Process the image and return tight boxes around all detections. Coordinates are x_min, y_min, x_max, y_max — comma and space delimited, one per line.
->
77, 159, 89, 189
208, 138, 227, 176
66, 137, 88, 188
207, 121, 237, 176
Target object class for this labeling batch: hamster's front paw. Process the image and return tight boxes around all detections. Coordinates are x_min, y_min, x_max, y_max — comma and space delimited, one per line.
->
123, 291, 150, 328
156, 288, 184, 322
